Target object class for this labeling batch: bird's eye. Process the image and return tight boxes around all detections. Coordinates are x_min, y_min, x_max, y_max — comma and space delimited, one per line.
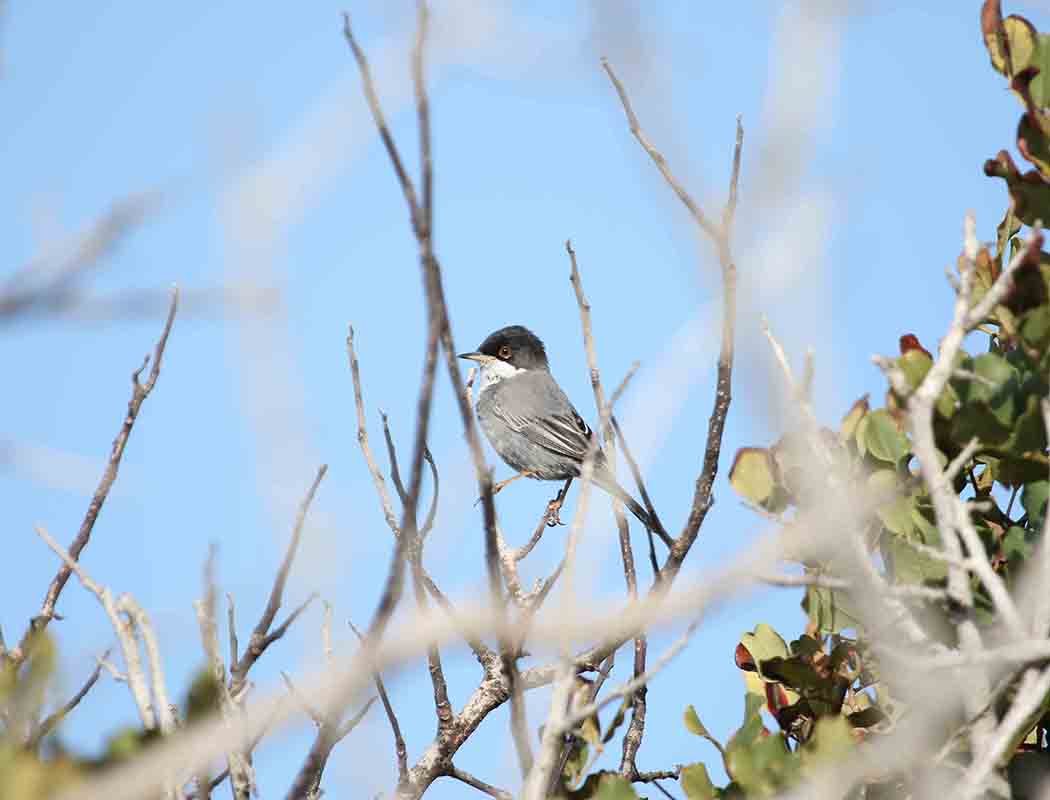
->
498, 345, 512, 359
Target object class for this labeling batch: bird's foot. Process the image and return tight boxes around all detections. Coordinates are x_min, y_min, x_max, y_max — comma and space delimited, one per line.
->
544, 487, 569, 527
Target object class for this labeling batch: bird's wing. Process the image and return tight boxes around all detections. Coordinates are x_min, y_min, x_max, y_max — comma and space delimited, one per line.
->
492, 403, 595, 463
488, 370, 598, 464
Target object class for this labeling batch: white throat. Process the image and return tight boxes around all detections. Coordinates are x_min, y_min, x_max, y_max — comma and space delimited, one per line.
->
478, 359, 524, 392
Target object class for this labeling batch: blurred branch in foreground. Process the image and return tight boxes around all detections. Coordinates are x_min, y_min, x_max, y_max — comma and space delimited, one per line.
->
1, 193, 277, 327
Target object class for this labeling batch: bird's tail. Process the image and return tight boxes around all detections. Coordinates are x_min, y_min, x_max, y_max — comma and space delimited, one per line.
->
591, 470, 664, 540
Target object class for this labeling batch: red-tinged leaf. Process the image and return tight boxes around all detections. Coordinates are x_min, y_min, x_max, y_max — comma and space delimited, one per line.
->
765, 682, 790, 714
980, 0, 1002, 45
735, 643, 756, 671
898, 334, 932, 359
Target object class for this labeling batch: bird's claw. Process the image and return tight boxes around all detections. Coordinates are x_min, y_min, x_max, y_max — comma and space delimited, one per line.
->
544, 489, 568, 527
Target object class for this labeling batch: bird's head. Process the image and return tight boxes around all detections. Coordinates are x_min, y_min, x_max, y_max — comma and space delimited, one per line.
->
459, 325, 550, 377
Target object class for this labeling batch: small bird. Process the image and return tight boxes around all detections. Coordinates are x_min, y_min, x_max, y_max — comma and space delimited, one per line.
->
459, 325, 657, 532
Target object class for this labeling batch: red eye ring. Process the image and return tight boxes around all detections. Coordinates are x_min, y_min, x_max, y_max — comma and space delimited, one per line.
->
498, 345, 512, 359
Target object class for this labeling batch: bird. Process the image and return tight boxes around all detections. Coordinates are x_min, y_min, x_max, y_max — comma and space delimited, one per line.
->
458, 324, 659, 534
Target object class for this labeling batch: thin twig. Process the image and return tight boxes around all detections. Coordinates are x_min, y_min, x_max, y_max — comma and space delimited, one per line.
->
349, 619, 410, 787
27, 648, 111, 748
600, 61, 719, 241
381, 411, 410, 506
514, 505, 556, 562
603, 60, 742, 583
0, 193, 160, 324
232, 465, 327, 689
33, 525, 155, 729
226, 593, 239, 671
336, 696, 378, 742
446, 765, 513, 800
282, 671, 325, 725
194, 554, 253, 800
564, 239, 653, 778
419, 570, 494, 664
9, 287, 179, 668
612, 416, 666, 552
348, 327, 401, 533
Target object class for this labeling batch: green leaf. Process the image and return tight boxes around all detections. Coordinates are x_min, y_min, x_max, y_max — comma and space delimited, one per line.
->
802, 586, 862, 635
1020, 305, 1050, 350
802, 716, 854, 771
972, 352, 1020, 426
571, 772, 640, 799
729, 448, 783, 511
744, 691, 765, 721
1004, 394, 1050, 455
950, 402, 1012, 447
997, 206, 1022, 265
790, 635, 823, 658
984, 151, 1050, 228
1023, 481, 1049, 528
684, 705, 725, 755
1002, 526, 1035, 566
680, 763, 718, 800
739, 625, 790, 681
591, 774, 638, 800
1019, 112, 1050, 178
846, 706, 887, 728
868, 470, 916, 536
562, 737, 589, 788
881, 509, 947, 584
727, 730, 798, 795
968, 352, 1015, 395
840, 395, 869, 441
760, 656, 824, 690
897, 349, 932, 390
984, 12, 1037, 78
996, 454, 1050, 487
861, 409, 909, 464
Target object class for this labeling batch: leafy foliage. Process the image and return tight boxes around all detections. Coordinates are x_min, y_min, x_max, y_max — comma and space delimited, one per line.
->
670, 5, 1050, 796
0, 638, 221, 799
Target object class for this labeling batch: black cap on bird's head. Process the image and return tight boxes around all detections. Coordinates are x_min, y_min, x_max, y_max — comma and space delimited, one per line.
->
458, 325, 549, 371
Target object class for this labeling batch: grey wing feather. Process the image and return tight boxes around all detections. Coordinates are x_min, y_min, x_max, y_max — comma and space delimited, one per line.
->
489, 372, 597, 464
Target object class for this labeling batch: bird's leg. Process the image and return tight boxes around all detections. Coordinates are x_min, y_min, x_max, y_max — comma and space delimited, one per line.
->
545, 478, 574, 527
475, 471, 537, 506
493, 470, 536, 495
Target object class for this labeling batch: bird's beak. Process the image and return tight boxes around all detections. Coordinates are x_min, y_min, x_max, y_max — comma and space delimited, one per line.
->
458, 351, 493, 363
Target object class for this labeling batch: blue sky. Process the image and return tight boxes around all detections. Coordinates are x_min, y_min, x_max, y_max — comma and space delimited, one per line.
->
0, 1, 1035, 796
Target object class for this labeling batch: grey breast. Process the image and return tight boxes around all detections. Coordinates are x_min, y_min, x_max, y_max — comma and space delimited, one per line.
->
476, 370, 606, 481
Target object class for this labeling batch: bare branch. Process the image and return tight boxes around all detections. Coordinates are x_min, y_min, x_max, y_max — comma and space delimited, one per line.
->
381, 411, 410, 506
446, 765, 513, 800
8, 287, 179, 668
0, 193, 160, 324
419, 446, 440, 539
349, 619, 410, 787
347, 325, 402, 533
419, 570, 494, 664
119, 595, 177, 736
563, 238, 656, 777
27, 648, 111, 749
226, 593, 239, 671
600, 61, 719, 241
611, 417, 665, 553
336, 696, 377, 742
409, 554, 455, 731
194, 555, 254, 800
33, 525, 156, 730
602, 60, 742, 583
281, 671, 325, 726
232, 465, 327, 689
